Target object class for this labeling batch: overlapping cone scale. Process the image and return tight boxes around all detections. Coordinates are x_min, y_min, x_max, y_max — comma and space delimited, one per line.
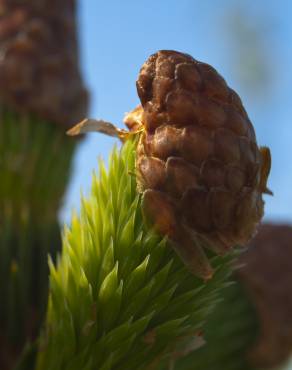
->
0, 0, 88, 126
125, 50, 271, 279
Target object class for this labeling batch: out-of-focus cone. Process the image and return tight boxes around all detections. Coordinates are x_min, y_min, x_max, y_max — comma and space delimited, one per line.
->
0, 0, 88, 125
0, 1, 88, 369
238, 223, 292, 369
174, 223, 292, 370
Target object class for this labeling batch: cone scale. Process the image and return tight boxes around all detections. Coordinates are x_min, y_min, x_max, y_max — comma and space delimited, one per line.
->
130, 50, 271, 279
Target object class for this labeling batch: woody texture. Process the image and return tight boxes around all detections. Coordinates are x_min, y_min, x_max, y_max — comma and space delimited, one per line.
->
0, 0, 88, 126
125, 50, 271, 279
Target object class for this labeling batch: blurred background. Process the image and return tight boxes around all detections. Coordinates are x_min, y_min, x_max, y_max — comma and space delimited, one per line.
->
62, 0, 292, 225
0, 1, 291, 369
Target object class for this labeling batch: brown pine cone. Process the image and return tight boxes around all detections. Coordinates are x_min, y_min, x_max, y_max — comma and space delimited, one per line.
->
125, 50, 271, 279
0, 0, 88, 126
238, 223, 292, 369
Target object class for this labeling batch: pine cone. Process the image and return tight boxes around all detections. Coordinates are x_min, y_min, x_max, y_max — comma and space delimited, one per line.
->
125, 50, 271, 279
238, 223, 292, 369
0, 0, 88, 126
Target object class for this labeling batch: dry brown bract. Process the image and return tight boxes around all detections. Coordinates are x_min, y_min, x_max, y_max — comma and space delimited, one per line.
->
125, 50, 271, 279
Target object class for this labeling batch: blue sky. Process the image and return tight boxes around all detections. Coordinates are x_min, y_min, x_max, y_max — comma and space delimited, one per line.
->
61, 0, 292, 224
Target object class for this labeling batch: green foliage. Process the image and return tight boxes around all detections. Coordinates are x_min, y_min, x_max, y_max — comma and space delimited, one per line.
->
36, 139, 235, 370
0, 106, 76, 223
174, 279, 258, 370
0, 105, 76, 349
14, 342, 38, 370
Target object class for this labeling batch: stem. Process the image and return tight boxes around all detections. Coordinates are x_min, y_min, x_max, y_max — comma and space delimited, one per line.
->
0, 106, 77, 369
